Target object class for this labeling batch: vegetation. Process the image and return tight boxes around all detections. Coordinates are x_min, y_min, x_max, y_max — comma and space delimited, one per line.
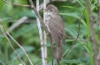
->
0, 0, 99, 65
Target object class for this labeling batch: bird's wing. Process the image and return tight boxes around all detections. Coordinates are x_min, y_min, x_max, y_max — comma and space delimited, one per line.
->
48, 16, 65, 63
48, 15, 66, 45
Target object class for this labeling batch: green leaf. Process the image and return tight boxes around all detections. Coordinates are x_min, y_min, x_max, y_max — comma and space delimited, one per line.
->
65, 39, 74, 42
76, 0, 85, 8
61, 6, 79, 10
0, 34, 4, 38
62, 59, 82, 64
8, 59, 21, 65
0, 0, 4, 10
0, 58, 5, 65
45, 58, 52, 61
95, 26, 100, 31
18, 10, 36, 17
65, 26, 77, 38
60, 13, 86, 27
47, 59, 56, 65
13, 24, 37, 38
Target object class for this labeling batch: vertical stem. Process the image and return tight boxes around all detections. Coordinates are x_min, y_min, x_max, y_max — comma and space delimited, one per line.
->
98, 0, 100, 47
0, 19, 25, 65
36, 0, 46, 65
97, 0, 100, 64
43, 0, 47, 65
85, 0, 98, 65
98, 0, 100, 24
5, 42, 9, 63
0, 26, 25, 65
7, 32, 33, 65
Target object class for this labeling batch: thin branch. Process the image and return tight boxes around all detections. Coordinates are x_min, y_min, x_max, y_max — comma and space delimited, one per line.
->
2, 0, 31, 7
2, 0, 67, 11
2, 20, 36, 23
39, 0, 67, 11
63, 24, 80, 57
35, 0, 46, 65
63, 7, 86, 58
2, 0, 43, 12
0, 19, 25, 65
39, 0, 50, 11
29, 1, 55, 65
97, 0, 100, 64
2, 0, 66, 34
6, 32, 34, 65
28, 0, 49, 34
2, 0, 66, 65
0, 19, 33, 65
3, 0, 49, 65
43, 0, 47, 65
86, 0, 97, 65
8, 16, 28, 32
98, 0, 100, 31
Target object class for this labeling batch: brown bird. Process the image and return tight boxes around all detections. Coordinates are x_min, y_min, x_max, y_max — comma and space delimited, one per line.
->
44, 4, 66, 65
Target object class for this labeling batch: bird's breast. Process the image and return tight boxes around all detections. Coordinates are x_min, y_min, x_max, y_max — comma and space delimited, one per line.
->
45, 15, 51, 21
45, 12, 52, 20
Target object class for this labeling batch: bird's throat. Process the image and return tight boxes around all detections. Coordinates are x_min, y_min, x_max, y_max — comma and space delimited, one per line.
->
46, 15, 51, 20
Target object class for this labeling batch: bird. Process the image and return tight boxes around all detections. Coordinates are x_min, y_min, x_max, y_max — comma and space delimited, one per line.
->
44, 4, 66, 65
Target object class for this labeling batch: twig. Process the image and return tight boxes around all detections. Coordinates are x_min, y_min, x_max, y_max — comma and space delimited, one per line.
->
6, 32, 34, 65
2, 20, 36, 23
39, 0, 50, 11
86, 0, 97, 65
2, 0, 67, 11
0, 19, 33, 65
39, 0, 67, 11
97, 0, 100, 64
63, 6, 86, 58
29, 1, 55, 65
28, 0, 49, 34
2, 0, 66, 65
2, 0, 66, 34
43, 0, 47, 65
63, 24, 80, 57
35, 0, 46, 65
0, 19, 25, 65
3, 0, 49, 65
8, 16, 28, 32
2, 0, 31, 7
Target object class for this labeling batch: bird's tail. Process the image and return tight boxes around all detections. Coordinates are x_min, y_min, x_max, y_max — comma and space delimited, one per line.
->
56, 45, 62, 65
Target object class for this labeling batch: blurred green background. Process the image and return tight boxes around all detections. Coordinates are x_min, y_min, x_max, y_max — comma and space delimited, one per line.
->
0, 0, 99, 65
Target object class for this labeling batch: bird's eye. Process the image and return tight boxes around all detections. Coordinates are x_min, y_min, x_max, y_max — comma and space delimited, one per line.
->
50, 10, 52, 11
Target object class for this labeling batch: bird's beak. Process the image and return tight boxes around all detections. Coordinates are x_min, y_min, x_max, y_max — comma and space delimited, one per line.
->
44, 9, 48, 12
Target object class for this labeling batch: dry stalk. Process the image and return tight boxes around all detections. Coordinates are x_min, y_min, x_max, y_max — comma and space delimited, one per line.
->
97, 0, 100, 64
8, 16, 28, 31
43, 0, 47, 65
0, 19, 25, 65
2, 0, 30, 7
35, 0, 47, 65
0, 19, 33, 65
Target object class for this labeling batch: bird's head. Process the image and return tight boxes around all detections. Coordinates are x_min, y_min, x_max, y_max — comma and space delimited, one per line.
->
44, 4, 59, 17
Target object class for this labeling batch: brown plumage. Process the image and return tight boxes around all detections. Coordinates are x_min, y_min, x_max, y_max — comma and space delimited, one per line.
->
45, 4, 66, 65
